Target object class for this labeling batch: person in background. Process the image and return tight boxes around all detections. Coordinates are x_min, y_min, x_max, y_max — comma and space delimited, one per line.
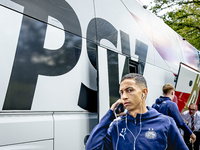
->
152, 83, 196, 146
182, 103, 200, 150
86, 73, 189, 150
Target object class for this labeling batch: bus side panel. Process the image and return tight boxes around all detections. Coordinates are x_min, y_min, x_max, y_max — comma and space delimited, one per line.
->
122, 0, 199, 73
144, 63, 175, 106
0, 140, 53, 150
94, 0, 152, 59
0, 0, 96, 42
0, 6, 97, 112
0, 6, 23, 110
0, 113, 53, 147
93, 0, 174, 74
53, 112, 98, 150
94, 0, 176, 108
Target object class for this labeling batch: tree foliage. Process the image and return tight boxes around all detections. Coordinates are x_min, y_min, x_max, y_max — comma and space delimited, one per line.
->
150, 0, 200, 50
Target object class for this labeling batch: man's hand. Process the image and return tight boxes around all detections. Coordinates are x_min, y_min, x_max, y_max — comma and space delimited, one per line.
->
190, 133, 196, 143
111, 99, 126, 117
110, 99, 123, 111
184, 119, 189, 125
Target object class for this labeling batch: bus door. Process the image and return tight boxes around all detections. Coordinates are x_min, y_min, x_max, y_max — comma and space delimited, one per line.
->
97, 47, 139, 120
175, 63, 200, 113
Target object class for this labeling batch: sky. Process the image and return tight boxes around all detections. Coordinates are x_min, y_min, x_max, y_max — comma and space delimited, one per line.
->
138, 0, 175, 16
138, 0, 153, 6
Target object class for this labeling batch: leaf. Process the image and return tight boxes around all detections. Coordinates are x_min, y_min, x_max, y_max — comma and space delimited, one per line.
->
150, 0, 200, 50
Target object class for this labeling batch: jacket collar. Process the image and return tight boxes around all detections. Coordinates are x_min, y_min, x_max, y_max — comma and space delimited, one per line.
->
122, 106, 161, 122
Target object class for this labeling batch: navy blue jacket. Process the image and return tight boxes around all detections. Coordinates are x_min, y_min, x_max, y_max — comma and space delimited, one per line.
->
85, 106, 188, 150
152, 96, 192, 136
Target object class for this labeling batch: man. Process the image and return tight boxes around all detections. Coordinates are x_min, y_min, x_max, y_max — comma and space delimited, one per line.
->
182, 103, 200, 150
86, 73, 188, 150
152, 83, 196, 145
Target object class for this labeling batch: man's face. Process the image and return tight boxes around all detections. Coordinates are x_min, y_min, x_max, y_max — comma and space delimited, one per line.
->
119, 79, 144, 112
189, 105, 197, 116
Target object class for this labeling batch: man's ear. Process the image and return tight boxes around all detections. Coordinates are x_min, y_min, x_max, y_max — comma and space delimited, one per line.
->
171, 90, 174, 96
143, 88, 148, 96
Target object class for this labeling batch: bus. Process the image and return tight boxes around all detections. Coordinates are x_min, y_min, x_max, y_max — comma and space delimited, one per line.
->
0, 0, 199, 149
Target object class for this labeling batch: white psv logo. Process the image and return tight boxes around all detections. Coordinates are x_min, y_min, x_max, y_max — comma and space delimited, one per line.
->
145, 128, 157, 139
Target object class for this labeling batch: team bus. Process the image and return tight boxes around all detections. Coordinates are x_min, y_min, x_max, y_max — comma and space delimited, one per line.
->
0, 0, 199, 149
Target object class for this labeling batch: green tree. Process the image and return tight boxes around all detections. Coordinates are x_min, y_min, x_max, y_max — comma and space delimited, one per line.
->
150, 0, 200, 50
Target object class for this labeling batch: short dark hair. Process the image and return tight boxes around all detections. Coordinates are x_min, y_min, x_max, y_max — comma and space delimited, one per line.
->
162, 83, 175, 95
121, 73, 147, 88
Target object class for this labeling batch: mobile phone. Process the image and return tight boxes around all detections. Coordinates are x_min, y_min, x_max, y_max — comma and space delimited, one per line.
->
115, 103, 125, 114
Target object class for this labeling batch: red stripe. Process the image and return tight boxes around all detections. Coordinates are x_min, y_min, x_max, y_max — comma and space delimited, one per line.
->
174, 91, 190, 112
175, 91, 200, 113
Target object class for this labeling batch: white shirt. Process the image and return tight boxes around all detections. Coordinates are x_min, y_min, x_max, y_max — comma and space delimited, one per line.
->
181, 110, 200, 132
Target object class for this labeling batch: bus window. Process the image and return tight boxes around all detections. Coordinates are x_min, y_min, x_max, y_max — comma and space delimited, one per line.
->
129, 60, 139, 73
